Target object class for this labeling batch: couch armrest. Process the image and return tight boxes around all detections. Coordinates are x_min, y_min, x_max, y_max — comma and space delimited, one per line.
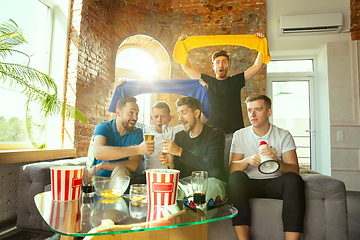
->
16, 157, 89, 231
301, 169, 346, 200
300, 169, 348, 240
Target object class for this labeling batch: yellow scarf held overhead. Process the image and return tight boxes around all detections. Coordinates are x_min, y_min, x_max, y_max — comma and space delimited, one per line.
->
173, 35, 271, 66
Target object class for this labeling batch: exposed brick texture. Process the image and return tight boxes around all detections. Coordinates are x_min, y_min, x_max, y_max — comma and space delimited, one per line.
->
65, 0, 266, 157
350, 0, 360, 40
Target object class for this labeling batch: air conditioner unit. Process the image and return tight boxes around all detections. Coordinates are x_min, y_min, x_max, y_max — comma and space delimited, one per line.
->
279, 12, 343, 36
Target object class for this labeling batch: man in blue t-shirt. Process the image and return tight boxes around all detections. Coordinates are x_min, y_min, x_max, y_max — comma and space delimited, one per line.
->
90, 96, 155, 178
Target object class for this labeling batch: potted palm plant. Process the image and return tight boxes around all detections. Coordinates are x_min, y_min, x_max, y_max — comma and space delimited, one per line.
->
0, 19, 87, 149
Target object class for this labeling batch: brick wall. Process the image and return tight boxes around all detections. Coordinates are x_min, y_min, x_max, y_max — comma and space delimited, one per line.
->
171, 0, 267, 127
67, 0, 266, 156
0, 163, 21, 223
350, 0, 360, 40
65, 0, 119, 156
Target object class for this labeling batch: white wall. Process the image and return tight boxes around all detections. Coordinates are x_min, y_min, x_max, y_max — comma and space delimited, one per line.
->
327, 41, 360, 191
314, 44, 331, 175
266, 0, 350, 58
267, 0, 360, 190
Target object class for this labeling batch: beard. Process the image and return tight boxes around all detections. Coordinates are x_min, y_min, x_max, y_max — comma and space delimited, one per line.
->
121, 120, 136, 132
183, 116, 197, 133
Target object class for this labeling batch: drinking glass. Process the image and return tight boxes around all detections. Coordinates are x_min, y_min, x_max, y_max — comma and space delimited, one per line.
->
143, 125, 156, 141
129, 201, 147, 220
129, 184, 148, 203
162, 124, 174, 153
162, 124, 174, 140
191, 171, 208, 205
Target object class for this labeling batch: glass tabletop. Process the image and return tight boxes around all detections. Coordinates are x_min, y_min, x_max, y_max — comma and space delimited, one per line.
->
35, 191, 237, 237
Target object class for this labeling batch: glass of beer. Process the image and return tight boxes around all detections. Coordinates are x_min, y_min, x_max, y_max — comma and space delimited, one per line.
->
191, 171, 208, 205
143, 125, 156, 141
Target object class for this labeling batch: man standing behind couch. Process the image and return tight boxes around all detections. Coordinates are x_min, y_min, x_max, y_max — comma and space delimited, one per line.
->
178, 33, 266, 134
228, 93, 305, 240
90, 96, 155, 178
159, 96, 227, 205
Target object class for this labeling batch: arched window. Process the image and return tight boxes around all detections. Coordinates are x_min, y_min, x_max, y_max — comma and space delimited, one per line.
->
115, 46, 158, 124
116, 47, 158, 79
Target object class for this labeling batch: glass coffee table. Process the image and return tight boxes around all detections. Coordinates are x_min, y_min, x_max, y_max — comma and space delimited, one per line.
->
35, 191, 237, 240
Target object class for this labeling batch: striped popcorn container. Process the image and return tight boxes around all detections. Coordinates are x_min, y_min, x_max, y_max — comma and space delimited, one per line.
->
146, 169, 180, 206
146, 204, 180, 228
50, 199, 81, 232
50, 166, 84, 201
146, 204, 176, 228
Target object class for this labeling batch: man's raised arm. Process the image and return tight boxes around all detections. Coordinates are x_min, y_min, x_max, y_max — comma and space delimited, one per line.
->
178, 34, 201, 79
244, 32, 265, 82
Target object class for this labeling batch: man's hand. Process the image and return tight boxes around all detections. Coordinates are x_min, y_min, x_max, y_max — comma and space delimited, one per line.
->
248, 154, 261, 167
259, 146, 278, 161
199, 79, 209, 88
138, 141, 155, 155
88, 162, 105, 177
88, 165, 97, 177
158, 152, 174, 168
162, 139, 182, 156
117, 79, 126, 87
255, 32, 265, 38
179, 34, 188, 41
248, 146, 278, 167
244, 33, 265, 81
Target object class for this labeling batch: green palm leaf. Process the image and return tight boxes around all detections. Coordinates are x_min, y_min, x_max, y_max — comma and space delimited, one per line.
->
1, 19, 88, 149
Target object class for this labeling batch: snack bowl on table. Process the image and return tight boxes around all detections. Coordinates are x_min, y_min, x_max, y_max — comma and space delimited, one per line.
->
92, 175, 130, 198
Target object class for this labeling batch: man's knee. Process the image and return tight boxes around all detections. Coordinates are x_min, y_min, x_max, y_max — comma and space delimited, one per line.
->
111, 166, 133, 179
228, 171, 249, 191
282, 172, 304, 189
229, 171, 248, 183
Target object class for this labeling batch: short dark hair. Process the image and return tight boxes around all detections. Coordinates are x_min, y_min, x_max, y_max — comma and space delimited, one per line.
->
212, 50, 229, 62
176, 97, 202, 117
152, 101, 170, 114
245, 93, 272, 109
116, 96, 137, 110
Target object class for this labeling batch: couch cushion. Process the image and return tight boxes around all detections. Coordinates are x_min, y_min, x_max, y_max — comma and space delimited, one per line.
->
16, 157, 89, 231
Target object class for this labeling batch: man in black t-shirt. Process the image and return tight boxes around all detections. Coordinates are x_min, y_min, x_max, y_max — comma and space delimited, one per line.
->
178, 33, 265, 134
158, 96, 227, 205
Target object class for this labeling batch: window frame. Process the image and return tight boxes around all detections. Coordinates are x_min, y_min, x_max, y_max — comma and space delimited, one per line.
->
0, 0, 71, 152
267, 59, 314, 73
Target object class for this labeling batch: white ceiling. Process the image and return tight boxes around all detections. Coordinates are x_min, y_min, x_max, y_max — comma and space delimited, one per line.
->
266, 0, 351, 59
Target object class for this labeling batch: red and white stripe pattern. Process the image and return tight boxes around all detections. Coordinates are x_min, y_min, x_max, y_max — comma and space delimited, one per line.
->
147, 205, 164, 224
146, 205, 174, 228
146, 169, 180, 206
50, 166, 84, 201
49, 199, 81, 232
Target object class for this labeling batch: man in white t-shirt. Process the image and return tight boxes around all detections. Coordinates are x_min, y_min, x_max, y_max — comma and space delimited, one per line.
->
136, 101, 184, 170
228, 93, 305, 240
127, 101, 184, 186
